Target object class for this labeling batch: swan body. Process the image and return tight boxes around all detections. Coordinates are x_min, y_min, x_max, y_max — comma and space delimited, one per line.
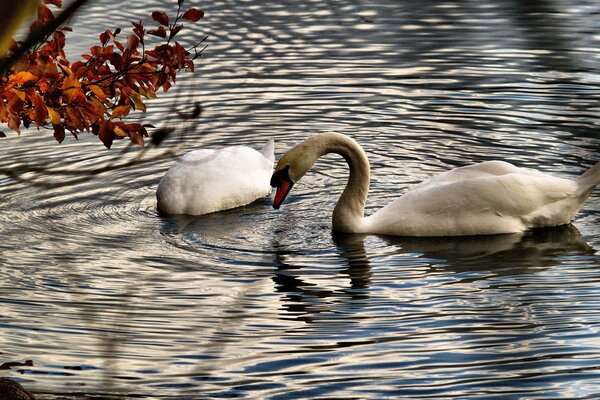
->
157, 139, 275, 215
270, 133, 600, 236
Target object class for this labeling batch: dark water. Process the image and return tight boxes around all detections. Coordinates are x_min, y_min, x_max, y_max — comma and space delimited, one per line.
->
2, 0, 600, 398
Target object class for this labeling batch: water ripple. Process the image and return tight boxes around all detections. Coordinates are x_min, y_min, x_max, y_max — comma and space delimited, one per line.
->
1, 0, 600, 398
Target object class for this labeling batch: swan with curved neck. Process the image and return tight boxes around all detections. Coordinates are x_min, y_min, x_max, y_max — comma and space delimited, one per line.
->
270, 133, 600, 236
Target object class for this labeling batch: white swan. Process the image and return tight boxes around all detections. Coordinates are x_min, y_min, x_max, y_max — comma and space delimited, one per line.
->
270, 133, 600, 236
157, 139, 275, 215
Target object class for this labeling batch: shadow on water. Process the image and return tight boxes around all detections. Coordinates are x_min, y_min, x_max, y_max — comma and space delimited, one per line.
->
333, 224, 597, 276
271, 238, 372, 323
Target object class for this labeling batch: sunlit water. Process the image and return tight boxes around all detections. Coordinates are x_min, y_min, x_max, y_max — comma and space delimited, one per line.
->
2, 0, 600, 398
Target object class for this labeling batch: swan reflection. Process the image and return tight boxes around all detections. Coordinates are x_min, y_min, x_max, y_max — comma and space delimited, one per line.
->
273, 224, 597, 319
381, 224, 596, 274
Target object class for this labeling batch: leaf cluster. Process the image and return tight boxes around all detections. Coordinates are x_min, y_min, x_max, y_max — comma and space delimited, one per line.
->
0, 0, 205, 148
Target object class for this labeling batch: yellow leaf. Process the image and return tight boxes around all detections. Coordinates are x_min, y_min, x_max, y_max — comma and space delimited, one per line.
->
62, 72, 80, 90
114, 126, 127, 137
131, 93, 146, 112
111, 105, 130, 118
11, 71, 36, 85
89, 85, 106, 100
47, 107, 60, 125
10, 88, 25, 101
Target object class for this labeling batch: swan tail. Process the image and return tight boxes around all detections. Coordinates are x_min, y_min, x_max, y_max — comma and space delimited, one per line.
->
260, 138, 275, 163
576, 161, 600, 195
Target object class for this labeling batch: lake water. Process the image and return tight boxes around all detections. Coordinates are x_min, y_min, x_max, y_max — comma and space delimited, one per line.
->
2, 0, 600, 398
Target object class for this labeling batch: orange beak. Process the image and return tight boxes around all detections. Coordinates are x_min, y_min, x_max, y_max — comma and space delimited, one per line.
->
271, 166, 294, 209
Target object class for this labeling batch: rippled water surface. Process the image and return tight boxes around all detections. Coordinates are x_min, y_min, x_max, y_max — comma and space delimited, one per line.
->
3, 0, 600, 398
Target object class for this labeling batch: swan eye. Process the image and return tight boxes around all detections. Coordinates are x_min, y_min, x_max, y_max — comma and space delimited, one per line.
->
270, 165, 291, 188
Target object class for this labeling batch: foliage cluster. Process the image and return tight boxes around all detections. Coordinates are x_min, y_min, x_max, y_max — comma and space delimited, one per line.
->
0, 0, 204, 148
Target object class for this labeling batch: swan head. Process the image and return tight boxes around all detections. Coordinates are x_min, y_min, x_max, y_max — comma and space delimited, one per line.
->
270, 141, 317, 209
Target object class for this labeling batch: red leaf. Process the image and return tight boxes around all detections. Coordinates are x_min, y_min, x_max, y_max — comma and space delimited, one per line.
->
100, 31, 109, 45
170, 24, 183, 39
182, 8, 204, 22
127, 34, 140, 52
129, 132, 145, 147
45, 0, 62, 6
148, 26, 167, 38
98, 122, 114, 149
38, 5, 54, 21
152, 11, 169, 26
53, 124, 65, 143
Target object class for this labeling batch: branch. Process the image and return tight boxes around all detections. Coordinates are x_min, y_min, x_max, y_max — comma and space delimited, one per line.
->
0, 0, 89, 75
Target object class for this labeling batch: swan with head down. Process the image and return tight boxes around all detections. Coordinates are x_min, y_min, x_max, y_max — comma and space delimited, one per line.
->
270, 133, 600, 236
157, 138, 275, 215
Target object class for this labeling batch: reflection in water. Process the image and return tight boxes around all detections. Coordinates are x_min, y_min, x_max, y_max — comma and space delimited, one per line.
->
272, 234, 372, 322
2, 0, 600, 398
386, 224, 596, 273
331, 224, 595, 275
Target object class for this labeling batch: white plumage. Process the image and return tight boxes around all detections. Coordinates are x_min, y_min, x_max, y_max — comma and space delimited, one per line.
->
157, 139, 275, 215
271, 133, 600, 236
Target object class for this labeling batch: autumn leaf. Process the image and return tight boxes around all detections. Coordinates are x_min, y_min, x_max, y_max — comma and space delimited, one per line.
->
182, 8, 204, 22
98, 122, 115, 149
9, 89, 26, 102
111, 105, 130, 118
151, 11, 169, 26
45, 0, 62, 6
148, 26, 167, 38
0, 0, 203, 147
11, 71, 37, 86
89, 85, 106, 101
53, 124, 65, 143
47, 107, 61, 124
114, 126, 127, 137
127, 35, 140, 52
62, 72, 81, 101
8, 115, 20, 134
129, 131, 145, 147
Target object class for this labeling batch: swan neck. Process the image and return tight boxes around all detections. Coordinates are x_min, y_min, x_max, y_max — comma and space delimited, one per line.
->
319, 135, 370, 233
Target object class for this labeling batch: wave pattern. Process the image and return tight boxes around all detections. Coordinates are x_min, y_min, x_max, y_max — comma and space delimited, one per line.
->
1, 0, 600, 398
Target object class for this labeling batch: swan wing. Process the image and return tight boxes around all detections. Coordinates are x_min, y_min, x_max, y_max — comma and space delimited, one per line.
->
412, 161, 547, 190
157, 146, 273, 215
367, 168, 580, 236
260, 138, 275, 163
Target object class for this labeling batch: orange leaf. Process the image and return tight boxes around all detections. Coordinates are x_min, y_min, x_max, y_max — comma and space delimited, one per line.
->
89, 97, 106, 117
62, 73, 81, 101
89, 85, 106, 100
111, 105, 130, 118
11, 71, 37, 86
9, 89, 26, 102
114, 126, 127, 137
66, 108, 85, 131
47, 107, 61, 124
33, 96, 48, 126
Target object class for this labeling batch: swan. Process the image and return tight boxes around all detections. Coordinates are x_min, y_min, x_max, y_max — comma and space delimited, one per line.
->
157, 138, 275, 215
270, 133, 600, 236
